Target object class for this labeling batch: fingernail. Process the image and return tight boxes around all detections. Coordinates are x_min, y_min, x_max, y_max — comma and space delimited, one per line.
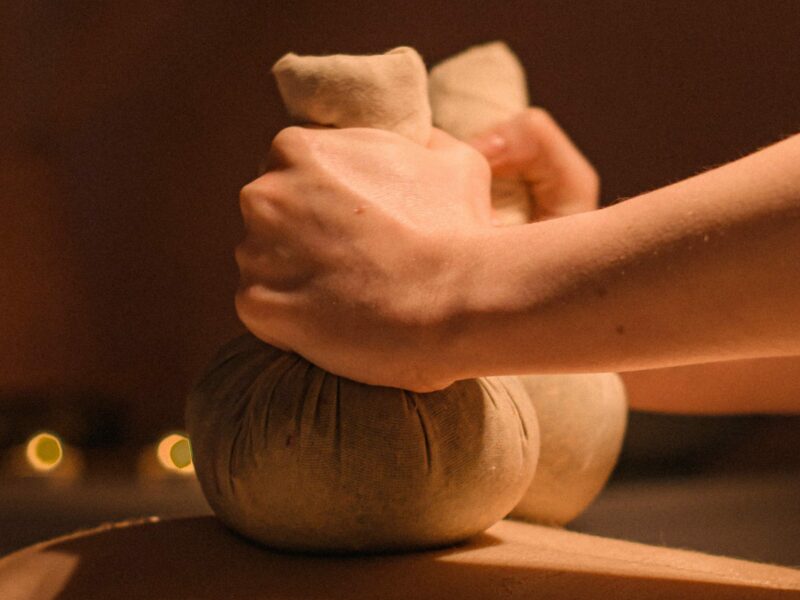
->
471, 133, 507, 158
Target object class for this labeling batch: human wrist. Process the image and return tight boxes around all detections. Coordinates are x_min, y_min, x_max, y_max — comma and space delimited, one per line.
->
436, 213, 608, 380
434, 225, 535, 381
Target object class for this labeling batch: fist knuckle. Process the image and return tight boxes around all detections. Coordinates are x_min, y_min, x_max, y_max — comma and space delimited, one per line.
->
235, 291, 270, 341
446, 142, 490, 177
272, 125, 308, 149
240, 176, 288, 223
234, 284, 256, 319
524, 106, 553, 125
462, 145, 492, 182
234, 242, 255, 270
236, 283, 276, 318
584, 165, 601, 190
470, 154, 492, 184
520, 107, 555, 138
572, 160, 600, 193
238, 182, 261, 215
270, 126, 317, 166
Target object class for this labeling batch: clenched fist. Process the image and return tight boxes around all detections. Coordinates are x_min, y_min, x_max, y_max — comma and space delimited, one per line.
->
235, 126, 493, 391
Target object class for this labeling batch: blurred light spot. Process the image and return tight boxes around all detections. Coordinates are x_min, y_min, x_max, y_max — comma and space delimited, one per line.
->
157, 433, 194, 474
26, 432, 63, 472
170, 437, 192, 468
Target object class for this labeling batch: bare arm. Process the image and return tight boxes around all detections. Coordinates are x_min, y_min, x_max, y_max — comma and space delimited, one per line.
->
621, 356, 800, 414
454, 134, 800, 383
236, 121, 799, 405
469, 115, 800, 414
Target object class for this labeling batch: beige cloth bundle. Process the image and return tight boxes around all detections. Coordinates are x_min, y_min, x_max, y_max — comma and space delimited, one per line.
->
273, 47, 432, 145
511, 373, 627, 525
186, 336, 538, 553
186, 44, 626, 553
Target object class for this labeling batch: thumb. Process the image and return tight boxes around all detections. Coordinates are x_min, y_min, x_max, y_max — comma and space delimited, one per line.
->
469, 130, 510, 163
469, 108, 600, 218
468, 112, 543, 174
427, 127, 466, 150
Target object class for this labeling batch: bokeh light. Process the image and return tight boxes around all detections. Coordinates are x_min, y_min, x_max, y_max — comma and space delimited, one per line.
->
25, 432, 64, 472
156, 433, 194, 475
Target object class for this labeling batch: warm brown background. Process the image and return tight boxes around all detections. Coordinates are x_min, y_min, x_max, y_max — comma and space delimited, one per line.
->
2, 1, 800, 441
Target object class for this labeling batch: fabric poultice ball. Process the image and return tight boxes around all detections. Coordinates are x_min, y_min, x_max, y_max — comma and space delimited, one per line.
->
509, 373, 627, 526
186, 335, 539, 553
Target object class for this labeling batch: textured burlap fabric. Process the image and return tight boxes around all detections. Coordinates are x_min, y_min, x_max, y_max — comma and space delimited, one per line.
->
187, 336, 538, 553
509, 373, 628, 525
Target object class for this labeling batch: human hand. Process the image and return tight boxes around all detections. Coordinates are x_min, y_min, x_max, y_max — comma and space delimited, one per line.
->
235, 126, 493, 391
470, 108, 599, 221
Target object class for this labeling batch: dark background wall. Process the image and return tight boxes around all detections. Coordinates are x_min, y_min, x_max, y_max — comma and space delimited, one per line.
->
2, 1, 799, 442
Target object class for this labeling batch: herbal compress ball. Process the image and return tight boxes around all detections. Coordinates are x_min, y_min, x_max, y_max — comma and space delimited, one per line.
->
186, 334, 539, 552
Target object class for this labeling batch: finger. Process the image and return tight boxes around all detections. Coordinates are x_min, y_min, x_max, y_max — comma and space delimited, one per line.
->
470, 108, 600, 218
470, 108, 584, 176
240, 170, 317, 237
259, 124, 335, 174
261, 143, 286, 174
427, 128, 494, 223
427, 127, 467, 150
235, 236, 314, 292
469, 131, 508, 162
239, 174, 285, 230
235, 283, 297, 352
265, 125, 331, 171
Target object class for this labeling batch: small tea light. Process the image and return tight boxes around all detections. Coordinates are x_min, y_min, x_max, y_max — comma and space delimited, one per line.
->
156, 433, 194, 475
25, 432, 64, 472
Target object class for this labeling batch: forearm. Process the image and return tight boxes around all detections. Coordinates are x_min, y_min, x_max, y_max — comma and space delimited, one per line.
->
621, 356, 800, 414
452, 134, 800, 378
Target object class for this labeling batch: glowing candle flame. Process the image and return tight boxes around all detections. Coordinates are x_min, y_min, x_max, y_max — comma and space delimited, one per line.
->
25, 432, 63, 472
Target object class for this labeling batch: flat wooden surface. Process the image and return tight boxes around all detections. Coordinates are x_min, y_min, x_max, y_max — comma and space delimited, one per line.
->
3, 473, 799, 565
1, 516, 798, 599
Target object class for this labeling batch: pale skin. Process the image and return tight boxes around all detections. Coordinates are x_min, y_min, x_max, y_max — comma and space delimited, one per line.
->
236, 109, 800, 413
